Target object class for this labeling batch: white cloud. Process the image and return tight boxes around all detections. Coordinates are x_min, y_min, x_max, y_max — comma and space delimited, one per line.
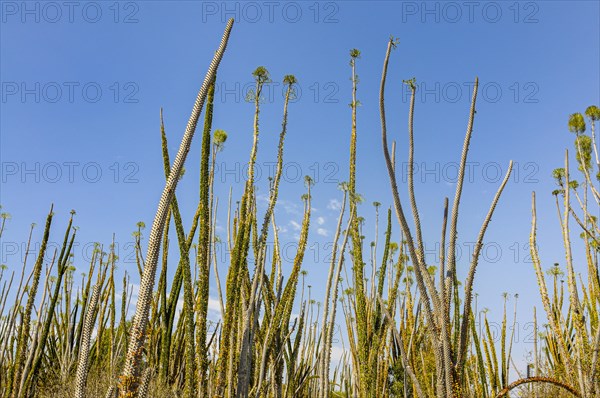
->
278, 198, 300, 215
317, 228, 328, 237
330, 345, 346, 364
327, 199, 342, 211
277, 225, 289, 234
317, 216, 325, 225
290, 220, 301, 231
256, 193, 270, 204
174, 296, 222, 325
208, 297, 222, 315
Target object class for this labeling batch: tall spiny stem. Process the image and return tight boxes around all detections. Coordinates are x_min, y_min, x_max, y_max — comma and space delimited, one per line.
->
118, 19, 233, 397
347, 48, 371, 397
197, 76, 217, 397
379, 37, 441, 396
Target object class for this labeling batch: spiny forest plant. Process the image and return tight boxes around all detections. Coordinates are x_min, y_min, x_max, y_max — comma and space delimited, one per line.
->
1, 21, 598, 398
373, 36, 515, 398
527, 105, 600, 397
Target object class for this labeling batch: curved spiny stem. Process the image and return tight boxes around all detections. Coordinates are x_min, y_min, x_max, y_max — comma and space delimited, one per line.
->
493, 377, 581, 398
445, 78, 479, 319
456, 161, 513, 373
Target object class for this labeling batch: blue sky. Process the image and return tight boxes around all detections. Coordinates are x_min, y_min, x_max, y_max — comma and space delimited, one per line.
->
1, 0, 599, 373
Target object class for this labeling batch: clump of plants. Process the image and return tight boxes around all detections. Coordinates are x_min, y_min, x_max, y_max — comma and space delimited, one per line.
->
0, 19, 598, 398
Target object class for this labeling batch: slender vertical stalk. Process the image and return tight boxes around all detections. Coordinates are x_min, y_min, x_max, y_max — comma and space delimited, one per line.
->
196, 76, 217, 397
9, 206, 53, 398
